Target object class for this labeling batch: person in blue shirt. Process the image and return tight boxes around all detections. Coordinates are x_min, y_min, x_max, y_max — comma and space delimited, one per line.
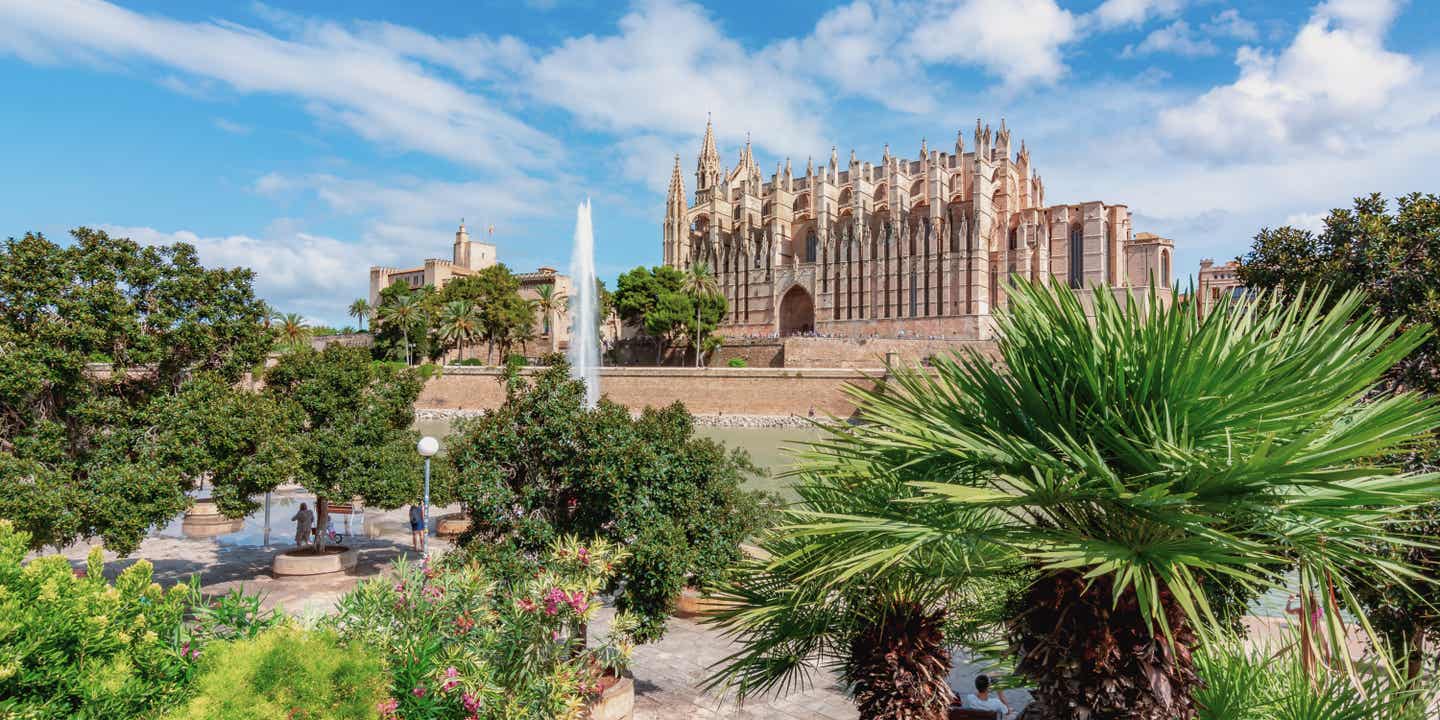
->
409, 503, 425, 551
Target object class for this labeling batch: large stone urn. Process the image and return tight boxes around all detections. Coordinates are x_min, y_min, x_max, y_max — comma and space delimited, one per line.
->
674, 587, 734, 618
181, 498, 243, 538
587, 672, 634, 720
434, 512, 472, 538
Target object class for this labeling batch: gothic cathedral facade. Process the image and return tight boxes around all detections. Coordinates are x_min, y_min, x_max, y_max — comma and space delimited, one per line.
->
662, 118, 1175, 339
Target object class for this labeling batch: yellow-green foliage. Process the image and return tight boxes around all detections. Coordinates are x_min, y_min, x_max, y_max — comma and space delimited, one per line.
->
164, 627, 387, 720
0, 520, 197, 719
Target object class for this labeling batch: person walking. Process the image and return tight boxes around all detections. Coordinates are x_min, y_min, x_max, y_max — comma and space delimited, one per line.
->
291, 502, 313, 548
409, 503, 425, 552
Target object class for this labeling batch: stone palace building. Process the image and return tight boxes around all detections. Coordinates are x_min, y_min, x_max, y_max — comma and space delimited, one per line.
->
369, 223, 574, 352
662, 118, 1175, 339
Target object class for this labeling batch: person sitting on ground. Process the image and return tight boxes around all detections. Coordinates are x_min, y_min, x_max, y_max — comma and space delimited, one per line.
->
409, 503, 425, 551
959, 674, 1011, 719
291, 502, 313, 547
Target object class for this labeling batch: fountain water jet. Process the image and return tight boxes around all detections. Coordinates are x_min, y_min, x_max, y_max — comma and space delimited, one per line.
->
567, 199, 601, 408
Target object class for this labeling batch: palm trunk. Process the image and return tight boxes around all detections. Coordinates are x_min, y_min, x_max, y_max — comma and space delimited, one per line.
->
1012, 570, 1199, 720
402, 328, 411, 365
848, 602, 952, 720
695, 304, 702, 367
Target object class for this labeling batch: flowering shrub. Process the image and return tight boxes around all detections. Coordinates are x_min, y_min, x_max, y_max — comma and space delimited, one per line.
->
0, 520, 282, 719
328, 536, 634, 720
0, 520, 195, 718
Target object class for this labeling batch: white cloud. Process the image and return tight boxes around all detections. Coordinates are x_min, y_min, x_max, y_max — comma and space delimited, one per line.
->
525, 0, 825, 155
254, 172, 558, 229
909, 0, 1079, 88
1125, 20, 1218, 57
0, 0, 557, 171
1202, 9, 1259, 41
1090, 0, 1186, 29
765, 1, 934, 114
212, 117, 252, 135
1156, 0, 1422, 158
103, 222, 370, 320
1283, 212, 1328, 233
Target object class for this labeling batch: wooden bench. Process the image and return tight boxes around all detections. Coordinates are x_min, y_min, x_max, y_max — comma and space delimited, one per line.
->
948, 707, 1002, 720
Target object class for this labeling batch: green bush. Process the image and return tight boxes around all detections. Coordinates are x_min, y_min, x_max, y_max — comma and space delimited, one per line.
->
447, 360, 779, 642
0, 520, 198, 719
1194, 635, 1437, 719
328, 537, 633, 720
455, 358, 487, 367
162, 628, 387, 720
726, 357, 747, 368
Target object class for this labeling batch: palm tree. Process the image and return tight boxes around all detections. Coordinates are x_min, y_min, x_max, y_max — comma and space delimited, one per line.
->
533, 284, 565, 354
436, 300, 481, 362
274, 312, 310, 353
709, 282, 1440, 720
348, 298, 371, 332
377, 293, 423, 365
682, 261, 720, 367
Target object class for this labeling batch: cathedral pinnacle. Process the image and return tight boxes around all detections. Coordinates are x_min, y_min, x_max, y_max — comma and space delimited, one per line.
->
955, 128, 964, 155
696, 113, 721, 191
829, 145, 838, 168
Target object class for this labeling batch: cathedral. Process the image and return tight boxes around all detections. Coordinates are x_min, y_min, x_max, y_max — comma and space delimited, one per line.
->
662, 118, 1175, 339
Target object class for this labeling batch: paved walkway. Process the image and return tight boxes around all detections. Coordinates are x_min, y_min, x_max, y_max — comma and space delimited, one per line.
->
46, 488, 1029, 719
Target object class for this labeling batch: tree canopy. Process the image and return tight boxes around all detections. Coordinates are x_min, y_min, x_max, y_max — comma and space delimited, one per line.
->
0, 228, 274, 552
445, 361, 774, 641
615, 265, 726, 364
262, 345, 431, 551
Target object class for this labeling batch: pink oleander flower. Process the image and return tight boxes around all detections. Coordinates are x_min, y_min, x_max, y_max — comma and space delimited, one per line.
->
577, 547, 589, 565
564, 590, 589, 613
377, 698, 399, 718
412, 685, 427, 698
517, 598, 537, 613
455, 613, 476, 633
393, 582, 405, 593
424, 584, 444, 601
461, 692, 481, 713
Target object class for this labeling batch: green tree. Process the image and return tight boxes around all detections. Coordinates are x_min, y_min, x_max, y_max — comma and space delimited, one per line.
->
645, 291, 694, 365
440, 265, 533, 364
710, 282, 1440, 720
436, 299, 482, 362
445, 360, 775, 642
348, 298, 371, 332
376, 285, 426, 365
533, 284, 565, 354
615, 265, 685, 363
0, 228, 272, 553
681, 261, 722, 368
1239, 192, 1440, 681
272, 311, 311, 354
263, 345, 429, 554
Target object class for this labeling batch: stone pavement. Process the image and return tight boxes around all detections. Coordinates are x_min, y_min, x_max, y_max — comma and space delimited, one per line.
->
46, 487, 1030, 719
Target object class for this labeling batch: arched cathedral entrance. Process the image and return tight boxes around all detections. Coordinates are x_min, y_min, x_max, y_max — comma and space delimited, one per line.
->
778, 285, 815, 336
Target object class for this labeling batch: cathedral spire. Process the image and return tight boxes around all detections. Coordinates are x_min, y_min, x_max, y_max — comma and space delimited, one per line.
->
806, 156, 813, 178
955, 128, 965, 155
829, 145, 838, 168
696, 113, 721, 191
666, 153, 686, 207
920, 137, 928, 158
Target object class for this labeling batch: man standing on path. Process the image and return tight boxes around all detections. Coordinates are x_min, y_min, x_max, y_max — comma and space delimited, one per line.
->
291, 502, 313, 548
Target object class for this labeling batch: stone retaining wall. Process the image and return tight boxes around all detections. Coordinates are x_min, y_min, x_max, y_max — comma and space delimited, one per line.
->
417, 366, 882, 418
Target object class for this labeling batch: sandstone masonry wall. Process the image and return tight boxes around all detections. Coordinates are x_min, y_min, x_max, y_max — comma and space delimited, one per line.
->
417, 366, 882, 418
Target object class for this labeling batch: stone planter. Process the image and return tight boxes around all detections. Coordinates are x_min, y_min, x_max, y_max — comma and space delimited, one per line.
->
180, 517, 244, 539
587, 672, 634, 720
435, 513, 471, 538
674, 587, 733, 618
185, 498, 221, 518
272, 545, 358, 576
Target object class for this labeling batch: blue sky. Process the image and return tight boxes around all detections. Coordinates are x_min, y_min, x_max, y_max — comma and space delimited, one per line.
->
2, 0, 1437, 325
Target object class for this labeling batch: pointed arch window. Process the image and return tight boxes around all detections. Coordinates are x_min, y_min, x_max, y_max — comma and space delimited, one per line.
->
805, 231, 818, 263
1068, 224, 1084, 289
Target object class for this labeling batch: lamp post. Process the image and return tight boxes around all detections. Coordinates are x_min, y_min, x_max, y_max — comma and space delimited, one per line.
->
416, 435, 440, 558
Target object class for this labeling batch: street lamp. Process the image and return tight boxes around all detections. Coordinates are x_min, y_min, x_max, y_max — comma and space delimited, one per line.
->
416, 435, 440, 557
